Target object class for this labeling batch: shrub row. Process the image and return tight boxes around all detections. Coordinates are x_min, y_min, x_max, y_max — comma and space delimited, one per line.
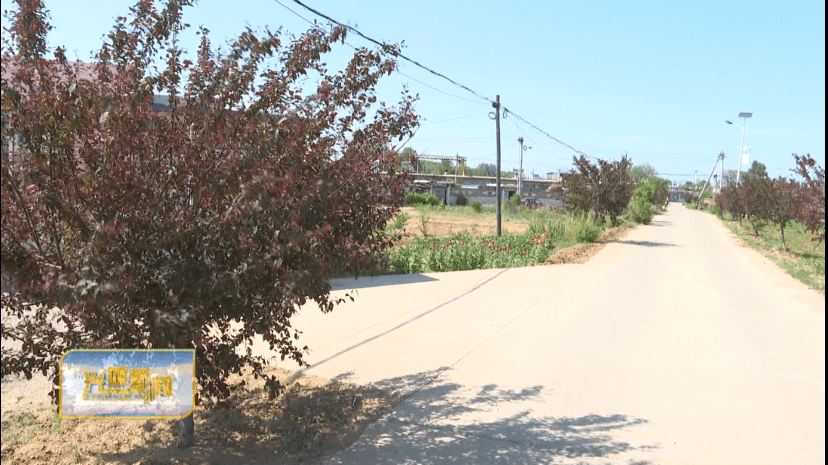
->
405, 192, 441, 206
715, 154, 824, 250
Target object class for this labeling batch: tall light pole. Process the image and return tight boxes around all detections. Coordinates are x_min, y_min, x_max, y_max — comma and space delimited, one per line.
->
725, 112, 752, 185
517, 137, 531, 196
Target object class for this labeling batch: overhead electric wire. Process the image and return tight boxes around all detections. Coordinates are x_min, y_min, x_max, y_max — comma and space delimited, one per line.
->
422, 112, 490, 125
283, 0, 653, 165
508, 117, 572, 163
274, 0, 318, 28
290, 0, 493, 104
275, 0, 487, 105
397, 70, 487, 104
503, 107, 595, 160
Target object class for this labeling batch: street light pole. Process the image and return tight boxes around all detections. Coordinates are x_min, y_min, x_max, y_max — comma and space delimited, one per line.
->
517, 138, 523, 196
725, 112, 752, 185
517, 138, 531, 197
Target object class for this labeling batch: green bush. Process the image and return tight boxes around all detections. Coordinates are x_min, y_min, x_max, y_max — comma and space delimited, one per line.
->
527, 216, 551, 236
706, 203, 725, 219
505, 194, 522, 214
387, 211, 410, 232
574, 220, 602, 243
628, 179, 664, 224
527, 212, 602, 244
627, 196, 654, 224
471, 201, 483, 213
528, 214, 571, 243
406, 192, 440, 206
456, 191, 469, 207
385, 232, 555, 273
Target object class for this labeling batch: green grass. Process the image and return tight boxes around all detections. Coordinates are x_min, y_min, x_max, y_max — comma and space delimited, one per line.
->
2, 407, 61, 447
385, 211, 606, 273
705, 208, 825, 293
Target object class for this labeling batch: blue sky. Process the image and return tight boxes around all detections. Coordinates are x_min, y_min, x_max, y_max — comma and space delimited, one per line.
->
4, 0, 824, 184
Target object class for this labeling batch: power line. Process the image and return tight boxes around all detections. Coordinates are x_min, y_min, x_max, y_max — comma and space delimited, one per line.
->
284, 0, 599, 164
415, 137, 493, 142
397, 70, 487, 104
289, 0, 493, 104
503, 107, 595, 160
421, 112, 490, 125
274, 0, 487, 105
274, 0, 317, 25
508, 117, 572, 162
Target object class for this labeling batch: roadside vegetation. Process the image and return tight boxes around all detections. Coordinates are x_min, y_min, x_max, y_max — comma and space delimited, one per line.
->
701, 153, 825, 293
385, 211, 607, 273
382, 155, 670, 274
1, 0, 418, 448
711, 213, 825, 292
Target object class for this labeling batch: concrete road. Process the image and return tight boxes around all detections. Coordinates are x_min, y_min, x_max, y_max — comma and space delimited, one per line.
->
277, 204, 825, 464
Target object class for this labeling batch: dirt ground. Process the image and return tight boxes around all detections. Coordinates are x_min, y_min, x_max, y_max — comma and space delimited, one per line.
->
1, 368, 402, 465
394, 207, 530, 247
1, 215, 633, 465
544, 225, 632, 265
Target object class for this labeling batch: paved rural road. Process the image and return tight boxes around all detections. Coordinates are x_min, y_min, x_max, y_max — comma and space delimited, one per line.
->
275, 203, 825, 465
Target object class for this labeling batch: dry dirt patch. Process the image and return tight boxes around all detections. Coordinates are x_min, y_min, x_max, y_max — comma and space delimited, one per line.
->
544, 225, 632, 265
394, 206, 529, 243
1, 368, 402, 465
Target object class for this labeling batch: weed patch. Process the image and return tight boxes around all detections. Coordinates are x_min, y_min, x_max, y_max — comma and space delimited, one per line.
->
711, 213, 825, 293
386, 212, 607, 273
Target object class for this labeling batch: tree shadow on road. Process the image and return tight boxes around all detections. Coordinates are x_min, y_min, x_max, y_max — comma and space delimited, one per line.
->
345, 371, 657, 464
616, 240, 677, 248
329, 273, 439, 290
80, 368, 655, 465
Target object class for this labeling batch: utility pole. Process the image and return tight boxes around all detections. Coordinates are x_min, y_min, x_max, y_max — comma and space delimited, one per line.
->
697, 151, 724, 207
493, 96, 502, 236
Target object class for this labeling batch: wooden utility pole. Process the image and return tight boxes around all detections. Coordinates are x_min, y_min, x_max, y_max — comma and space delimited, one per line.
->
493, 95, 502, 236
697, 151, 724, 207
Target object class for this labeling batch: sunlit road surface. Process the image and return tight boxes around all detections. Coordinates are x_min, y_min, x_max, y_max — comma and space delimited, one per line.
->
275, 203, 824, 464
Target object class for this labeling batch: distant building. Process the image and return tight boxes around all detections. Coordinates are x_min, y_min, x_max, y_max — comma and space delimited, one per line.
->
407, 173, 564, 207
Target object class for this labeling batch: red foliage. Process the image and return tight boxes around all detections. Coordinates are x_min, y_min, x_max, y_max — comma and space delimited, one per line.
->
1, 0, 417, 414
766, 177, 799, 252
739, 177, 774, 235
564, 155, 633, 226
790, 153, 825, 244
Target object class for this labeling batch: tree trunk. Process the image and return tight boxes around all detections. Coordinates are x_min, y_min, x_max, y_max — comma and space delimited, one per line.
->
177, 412, 195, 448
153, 318, 197, 448
780, 223, 788, 252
